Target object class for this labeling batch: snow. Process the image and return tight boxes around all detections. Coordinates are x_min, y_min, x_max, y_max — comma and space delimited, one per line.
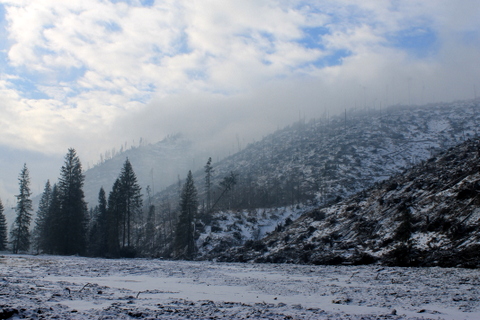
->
1, 254, 479, 319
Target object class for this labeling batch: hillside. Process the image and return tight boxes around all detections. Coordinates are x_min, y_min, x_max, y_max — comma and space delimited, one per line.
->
216, 137, 480, 268
147, 99, 480, 258
184, 100, 480, 209
84, 100, 480, 210
79, 99, 480, 261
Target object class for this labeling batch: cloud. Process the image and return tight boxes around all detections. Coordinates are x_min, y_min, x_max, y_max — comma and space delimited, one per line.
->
0, 0, 479, 200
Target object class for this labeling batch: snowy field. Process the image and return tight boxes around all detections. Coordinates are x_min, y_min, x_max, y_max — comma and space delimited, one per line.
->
0, 255, 479, 319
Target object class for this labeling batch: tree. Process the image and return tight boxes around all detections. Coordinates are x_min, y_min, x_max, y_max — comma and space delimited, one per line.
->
43, 184, 61, 254
87, 188, 108, 257
0, 199, 7, 251
96, 187, 108, 255
204, 157, 214, 211
118, 158, 143, 251
144, 204, 156, 256
143, 185, 156, 256
32, 180, 52, 253
389, 202, 415, 266
107, 179, 123, 257
56, 148, 88, 255
107, 159, 143, 257
174, 171, 198, 259
210, 171, 237, 212
10, 164, 33, 253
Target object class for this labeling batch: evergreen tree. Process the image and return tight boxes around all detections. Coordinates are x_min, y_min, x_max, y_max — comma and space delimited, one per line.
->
107, 179, 123, 257
174, 170, 198, 259
144, 203, 156, 256
56, 148, 88, 255
143, 185, 156, 256
118, 158, 142, 249
44, 184, 61, 254
32, 180, 51, 253
390, 202, 415, 266
87, 188, 108, 257
96, 187, 108, 255
0, 199, 7, 251
87, 205, 99, 256
204, 157, 214, 211
10, 164, 33, 253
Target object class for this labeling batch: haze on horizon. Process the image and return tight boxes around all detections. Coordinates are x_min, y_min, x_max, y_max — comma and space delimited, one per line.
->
0, 0, 479, 203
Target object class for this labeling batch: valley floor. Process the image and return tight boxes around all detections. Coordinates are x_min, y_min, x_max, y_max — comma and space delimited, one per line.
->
0, 254, 479, 319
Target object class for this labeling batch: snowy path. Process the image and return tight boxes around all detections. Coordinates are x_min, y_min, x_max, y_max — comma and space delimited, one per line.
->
0, 254, 479, 319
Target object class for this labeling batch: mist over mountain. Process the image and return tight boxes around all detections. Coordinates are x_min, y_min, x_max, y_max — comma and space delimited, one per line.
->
133, 99, 480, 260
83, 99, 480, 211
83, 134, 199, 207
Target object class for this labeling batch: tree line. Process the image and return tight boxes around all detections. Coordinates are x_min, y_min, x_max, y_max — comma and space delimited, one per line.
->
0, 149, 242, 260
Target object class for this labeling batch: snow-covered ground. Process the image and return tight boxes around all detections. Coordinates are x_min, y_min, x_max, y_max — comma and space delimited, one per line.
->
1, 254, 479, 319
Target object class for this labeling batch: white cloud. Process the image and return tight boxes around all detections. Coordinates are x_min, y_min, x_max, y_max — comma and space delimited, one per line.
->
0, 0, 479, 200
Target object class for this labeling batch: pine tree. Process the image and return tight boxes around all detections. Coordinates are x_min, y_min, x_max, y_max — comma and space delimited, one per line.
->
32, 180, 51, 253
97, 187, 108, 255
143, 185, 156, 256
44, 184, 61, 254
204, 157, 214, 211
107, 179, 123, 257
87, 188, 108, 257
87, 205, 99, 256
56, 148, 88, 255
144, 203, 156, 256
0, 199, 8, 251
174, 170, 198, 260
119, 158, 142, 250
10, 164, 33, 253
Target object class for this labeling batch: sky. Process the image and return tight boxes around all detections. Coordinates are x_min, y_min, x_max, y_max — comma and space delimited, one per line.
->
0, 0, 479, 204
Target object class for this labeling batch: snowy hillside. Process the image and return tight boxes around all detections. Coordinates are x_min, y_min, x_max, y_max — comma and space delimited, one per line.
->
149, 99, 480, 259
87, 100, 480, 210
217, 137, 480, 267
197, 100, 480, 207
79, 99, 480, 261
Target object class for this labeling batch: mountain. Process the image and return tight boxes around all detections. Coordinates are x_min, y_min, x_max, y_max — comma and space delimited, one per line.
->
146, 99, 480, 259
187, 100, 480, 209
215, 137, 480, 268
83, 134, 198, 207
85, 100, 480, 211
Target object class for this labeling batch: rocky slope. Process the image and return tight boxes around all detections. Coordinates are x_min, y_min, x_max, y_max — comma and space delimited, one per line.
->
215, 137, 480, 268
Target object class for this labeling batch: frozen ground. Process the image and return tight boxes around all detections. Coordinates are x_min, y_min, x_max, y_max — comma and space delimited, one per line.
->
0, 254, 479, 319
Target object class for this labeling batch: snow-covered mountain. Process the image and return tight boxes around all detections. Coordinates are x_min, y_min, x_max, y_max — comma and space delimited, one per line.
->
147, 99, 480, 259
216, 137, 480, 268
188, 100, 480, 209
86, 99, 480, 211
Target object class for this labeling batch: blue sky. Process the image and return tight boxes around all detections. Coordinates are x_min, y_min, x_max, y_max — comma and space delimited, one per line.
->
0, 0, 479, 202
